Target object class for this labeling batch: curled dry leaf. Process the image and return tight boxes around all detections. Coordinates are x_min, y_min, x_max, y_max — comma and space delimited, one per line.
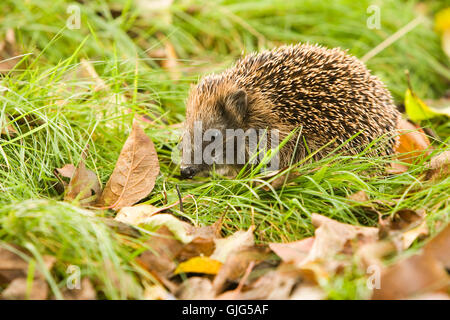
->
177, 215, 224, 261
55, 164, 76, 179
394, 118, 431, 164
422, 224, 450, 269
379, 209, 428, 250
136, 226, 183, 279
372, 252, 449, 300
348, 190, 369, 203
268, 214, 378, 282
303, 213, 378, 264
115, 195, 193, 226
64, 159, 101, 206
212, 247, 271, 294
236, 264, 306, 300
132, 214, 194, 244
210, 226, 255, 263
97, 121, 160, 210
269, 237, 314, 265
177, 237, 216, 262
372, 224, 450, 300
115, 204, 159, 225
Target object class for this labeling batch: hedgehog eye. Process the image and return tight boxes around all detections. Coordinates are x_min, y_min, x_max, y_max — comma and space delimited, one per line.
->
211, 130, 219, 141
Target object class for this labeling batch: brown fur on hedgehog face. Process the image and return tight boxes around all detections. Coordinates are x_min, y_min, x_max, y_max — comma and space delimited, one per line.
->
180, 77, 252, 178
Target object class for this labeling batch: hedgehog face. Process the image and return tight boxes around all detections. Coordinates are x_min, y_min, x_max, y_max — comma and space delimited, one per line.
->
180, 81, 248, 179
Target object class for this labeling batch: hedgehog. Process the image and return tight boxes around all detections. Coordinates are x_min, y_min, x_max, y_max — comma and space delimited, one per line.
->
179, 43, 400, 179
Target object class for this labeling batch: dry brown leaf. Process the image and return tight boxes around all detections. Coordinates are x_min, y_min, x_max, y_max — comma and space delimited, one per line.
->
115, 204, 159, 225
55, 164, 76, 179
136, 226, 183, 278
115, 195, 193, 226
0, 29, 21, 73
372, 224, 450, 299
380, 209, 425, 232
236, 264, 304, 300
210, 226, 255, 263
269, 237, 314, 265
357, 240, 397, 269
60, 278, 96, 300
215, 260, 256, 300
97, 121, 160, 210
212, 247, 270, 294
0, 246, 29, 282
143, 283, 174, 300
422, 223, 450, 269
302, 214, 378, 264
0, 246, 55, 300
0, 246, 55, 283
177, 237, 216, 262
0, 122, 17, 137
394, 118, 431, 164
426, 150, 450, 181
64, 157, 101, 206
372, 252, 449, 300
402, 221, 429, 250
379, 209, 428, 250
176, 277, 215, 300
176, 216, 224, 261
1, 277, 48, 300
348, 190, 369, 202
387, 162, 409, 174
100, 218, 142, 238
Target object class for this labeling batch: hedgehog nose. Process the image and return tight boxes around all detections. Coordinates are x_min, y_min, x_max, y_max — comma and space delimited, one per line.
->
180, 166, 197, 179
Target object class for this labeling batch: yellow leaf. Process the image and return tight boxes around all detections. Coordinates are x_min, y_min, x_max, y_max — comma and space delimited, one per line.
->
404, 89, 442, 122
435, 7, 450, 33
174, 256, 222, 275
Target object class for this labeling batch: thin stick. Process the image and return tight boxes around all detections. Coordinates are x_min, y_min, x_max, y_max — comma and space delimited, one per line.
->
176, 184, 183, 213
361, 16, 424, 63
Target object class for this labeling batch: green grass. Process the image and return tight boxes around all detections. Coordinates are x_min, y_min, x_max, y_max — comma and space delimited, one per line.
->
0, 0, 449, 299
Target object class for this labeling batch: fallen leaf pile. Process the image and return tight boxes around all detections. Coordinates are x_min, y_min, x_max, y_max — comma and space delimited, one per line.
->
114, 209, 449, 300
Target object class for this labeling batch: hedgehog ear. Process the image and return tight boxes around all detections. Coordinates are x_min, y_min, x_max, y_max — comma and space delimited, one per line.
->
224, 89, 248, 123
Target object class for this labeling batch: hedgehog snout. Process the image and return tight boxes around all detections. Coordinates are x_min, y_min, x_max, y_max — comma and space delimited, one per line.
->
180, 165, 200, 179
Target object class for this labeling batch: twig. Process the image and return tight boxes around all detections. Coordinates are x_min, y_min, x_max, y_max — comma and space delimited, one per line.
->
361, 16, 424, 63
176, 184, 183, 213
